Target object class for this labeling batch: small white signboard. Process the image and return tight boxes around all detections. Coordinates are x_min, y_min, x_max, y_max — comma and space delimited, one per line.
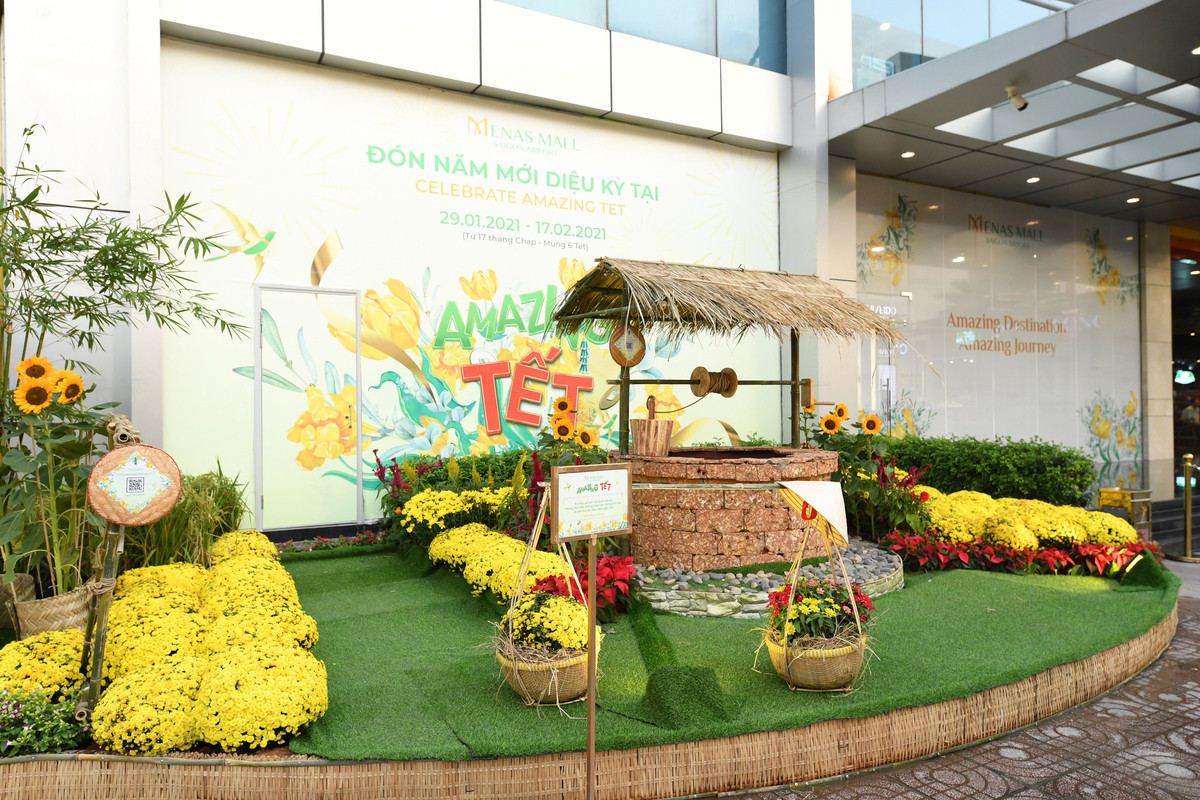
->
550, 462, 632, 544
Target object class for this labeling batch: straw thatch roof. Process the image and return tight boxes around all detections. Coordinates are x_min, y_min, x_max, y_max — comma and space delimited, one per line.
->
552, 258, 905, 344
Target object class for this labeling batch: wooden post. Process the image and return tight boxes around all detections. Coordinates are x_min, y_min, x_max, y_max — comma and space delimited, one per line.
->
586, 535, 598, 800
619, 365, 631, 456
790, 328, 801, 448
76, 523, 123, 720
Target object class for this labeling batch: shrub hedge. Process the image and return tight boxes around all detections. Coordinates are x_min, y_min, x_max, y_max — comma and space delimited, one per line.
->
887, 436, 1096, 507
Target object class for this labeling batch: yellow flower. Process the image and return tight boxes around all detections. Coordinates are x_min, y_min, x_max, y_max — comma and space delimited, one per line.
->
332, 279, 422, 359
862, 414, 882, 435
54, 370, 85, 403
882, 250, 905, 285
1124, 391, 1138, 417
422, 341, 472, 389
1090, 406, 1112, 440
552, 417, 574, 441
885, 207, 901, 230
834, 403, 849, 420
820, 414, 841, 434
496, 335, 580, 376
458, 269, 498, 301
14, 377, 54, 414
1116, 428, 1126, 448
286, 385, 372, 470
552, 396, 574, 415
558, 257, 588, 289
803, 403, 816, 414
15, 356, 53, 381
575, 427, 598, 448
1127, 434, 1137, 452
469, 425, 508, 456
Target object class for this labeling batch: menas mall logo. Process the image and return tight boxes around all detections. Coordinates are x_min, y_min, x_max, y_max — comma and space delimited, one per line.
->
467, 116, 582, 155
967, 213, 1044, 249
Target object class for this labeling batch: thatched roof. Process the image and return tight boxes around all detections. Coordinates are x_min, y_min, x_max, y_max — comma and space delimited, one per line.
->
552, 258, 905, 344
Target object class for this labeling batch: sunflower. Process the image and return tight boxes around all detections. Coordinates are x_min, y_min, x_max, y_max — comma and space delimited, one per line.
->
862, 414, 882, 435
803, 402, 816, 414
834, 403, 849, 420
819, 414, 841, 434
14, 377, 54, 414
575, 427, 598, 449
551, 396, 574, 415
55, 370, 85, 404
552, 417, 575, 441
15, 356, 54, 381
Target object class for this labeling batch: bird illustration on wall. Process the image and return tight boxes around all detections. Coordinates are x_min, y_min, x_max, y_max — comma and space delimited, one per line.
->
206, 203, 276, 282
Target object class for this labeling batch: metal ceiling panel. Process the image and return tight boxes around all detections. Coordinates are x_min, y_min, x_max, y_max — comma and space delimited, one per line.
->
827, 126, 971, 170
1004, 103, 1183, 157
1147, 83, 1200, 115
1019, 176, 1143, 206
959, 164, 1090, 198
1126, 150, 1200, 181
1066, 186, 1178, 215
894, 152, 1033, 189
1069, 122, 1200, 169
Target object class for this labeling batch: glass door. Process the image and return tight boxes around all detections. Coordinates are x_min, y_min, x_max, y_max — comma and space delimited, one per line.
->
254, 286, 362, 531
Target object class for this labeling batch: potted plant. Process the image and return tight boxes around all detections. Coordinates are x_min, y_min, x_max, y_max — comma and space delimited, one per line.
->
761, 578, 874, 691
494, 590, 600, 706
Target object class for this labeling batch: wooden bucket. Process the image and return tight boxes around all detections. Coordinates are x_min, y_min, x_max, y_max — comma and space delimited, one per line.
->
631, 395, 672, 457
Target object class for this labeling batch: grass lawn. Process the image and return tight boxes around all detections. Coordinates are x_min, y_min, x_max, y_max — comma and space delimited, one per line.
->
285, 548, 1179, 761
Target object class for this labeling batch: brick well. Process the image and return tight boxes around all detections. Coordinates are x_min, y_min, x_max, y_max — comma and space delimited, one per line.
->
614, 447, 839, 571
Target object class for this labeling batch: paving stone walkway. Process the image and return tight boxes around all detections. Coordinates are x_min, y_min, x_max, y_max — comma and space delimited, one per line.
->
737, 596, 1200, 800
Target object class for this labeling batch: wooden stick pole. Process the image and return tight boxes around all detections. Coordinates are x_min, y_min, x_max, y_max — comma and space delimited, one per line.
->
586, 535, 597, 800
790, 328, 800, 447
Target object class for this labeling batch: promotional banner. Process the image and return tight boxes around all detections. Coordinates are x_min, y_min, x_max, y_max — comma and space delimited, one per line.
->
160, 41, 781, 526
856, 175, 1142, 488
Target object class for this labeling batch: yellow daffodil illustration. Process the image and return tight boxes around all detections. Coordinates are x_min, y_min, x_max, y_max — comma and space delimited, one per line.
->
1124, 391, 1138, 417
331, 279, 422, 359
458, 269, 498, 301
634, 384, 685, 433
558, 257, 588, 289
287, 385, 373, 470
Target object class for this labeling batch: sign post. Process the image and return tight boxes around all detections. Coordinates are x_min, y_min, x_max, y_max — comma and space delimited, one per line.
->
550, 462, 632, 800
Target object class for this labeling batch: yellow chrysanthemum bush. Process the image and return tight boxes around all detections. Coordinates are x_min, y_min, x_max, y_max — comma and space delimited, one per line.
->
503, 591, 597, 652
399, 487, 517, 547
91, 656, 207, 756
210, 529, 279, 565
196, 643, 328, 752
0, 630, 86, 697
925, 491, 1140, 549
430, 523, 572, 600
86, 530, 327, 754
979, 513, 1039, 551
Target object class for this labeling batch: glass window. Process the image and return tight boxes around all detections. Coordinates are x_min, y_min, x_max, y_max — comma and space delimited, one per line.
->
609, 0, 717, 55
921, 0, 989, 59
989, 0, 1050, 38
717, 0, 786, 74
498, 0, 606, 29
851, 0, 921, 90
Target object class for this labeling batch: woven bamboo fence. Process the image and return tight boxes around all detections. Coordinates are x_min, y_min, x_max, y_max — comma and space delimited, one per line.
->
0, 604, 1176, 800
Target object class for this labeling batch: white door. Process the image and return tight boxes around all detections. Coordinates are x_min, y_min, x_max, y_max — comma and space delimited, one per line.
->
254, 285, 363, 531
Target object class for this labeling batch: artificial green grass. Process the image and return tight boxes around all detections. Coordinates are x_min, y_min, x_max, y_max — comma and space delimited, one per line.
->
287, 553, 1178, 761
1118, 552, 1172, 591
642, 665, 734, 728
626, 597, 678, 670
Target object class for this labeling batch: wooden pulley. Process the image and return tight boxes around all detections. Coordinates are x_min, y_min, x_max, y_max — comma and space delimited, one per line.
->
689, 367, 739, 398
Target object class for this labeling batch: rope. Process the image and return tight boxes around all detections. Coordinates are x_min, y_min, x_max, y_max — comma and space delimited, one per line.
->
689, 367, 738, 398
87, 577, 117, 596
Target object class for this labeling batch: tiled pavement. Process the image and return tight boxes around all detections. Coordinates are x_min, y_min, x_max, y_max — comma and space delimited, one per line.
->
739, 596, 1200, 800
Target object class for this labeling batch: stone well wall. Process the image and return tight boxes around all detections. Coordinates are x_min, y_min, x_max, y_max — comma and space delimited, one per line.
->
615, 447, 839, 571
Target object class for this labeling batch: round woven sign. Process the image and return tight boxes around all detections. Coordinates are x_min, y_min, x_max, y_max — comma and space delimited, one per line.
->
87, 445, 182, 526
609, 324, 647, 368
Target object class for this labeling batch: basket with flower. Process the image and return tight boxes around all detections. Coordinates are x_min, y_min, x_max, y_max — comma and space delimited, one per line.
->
495, 590, 600, 705
761, 578, 873, 691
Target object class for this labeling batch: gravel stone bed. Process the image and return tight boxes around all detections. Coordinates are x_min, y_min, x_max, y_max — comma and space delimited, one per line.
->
632, 536, 903, 618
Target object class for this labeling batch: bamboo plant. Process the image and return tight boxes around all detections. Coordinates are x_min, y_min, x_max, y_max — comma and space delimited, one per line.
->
0, 125, 245, 595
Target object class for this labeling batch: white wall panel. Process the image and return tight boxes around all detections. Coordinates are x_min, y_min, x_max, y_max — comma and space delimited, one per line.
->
160, 0, 322, 62
609, 32, 721, 137
478, 0, 610, 115
2, 0, 131, 209
323, 0, 480, 92
716, 60, 792, 150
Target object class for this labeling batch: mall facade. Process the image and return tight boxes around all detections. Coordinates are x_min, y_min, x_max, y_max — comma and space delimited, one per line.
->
3, 0, 1197, 529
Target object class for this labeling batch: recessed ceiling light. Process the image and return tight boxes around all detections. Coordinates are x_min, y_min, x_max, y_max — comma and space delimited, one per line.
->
1027, 221, 1038, 225
871, 246, 885, 252
928, 205, 939, 210
1191, 270, 1200, 275
1033, 254, 1037, 258
1193, 46, 1200, 55
880, 22, 891, 30
901, 151, 915, 158
1127, 197, 1140, 203
1126, 236, 1134, 241
952, 256, 965, 263
1026, 177, 1041, 184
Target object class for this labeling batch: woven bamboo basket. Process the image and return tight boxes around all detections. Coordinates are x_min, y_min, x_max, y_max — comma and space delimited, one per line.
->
765, 633, 865, 691
13, 582, 91, 639
0, 574, 35, 630
497, 647, 593, 706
